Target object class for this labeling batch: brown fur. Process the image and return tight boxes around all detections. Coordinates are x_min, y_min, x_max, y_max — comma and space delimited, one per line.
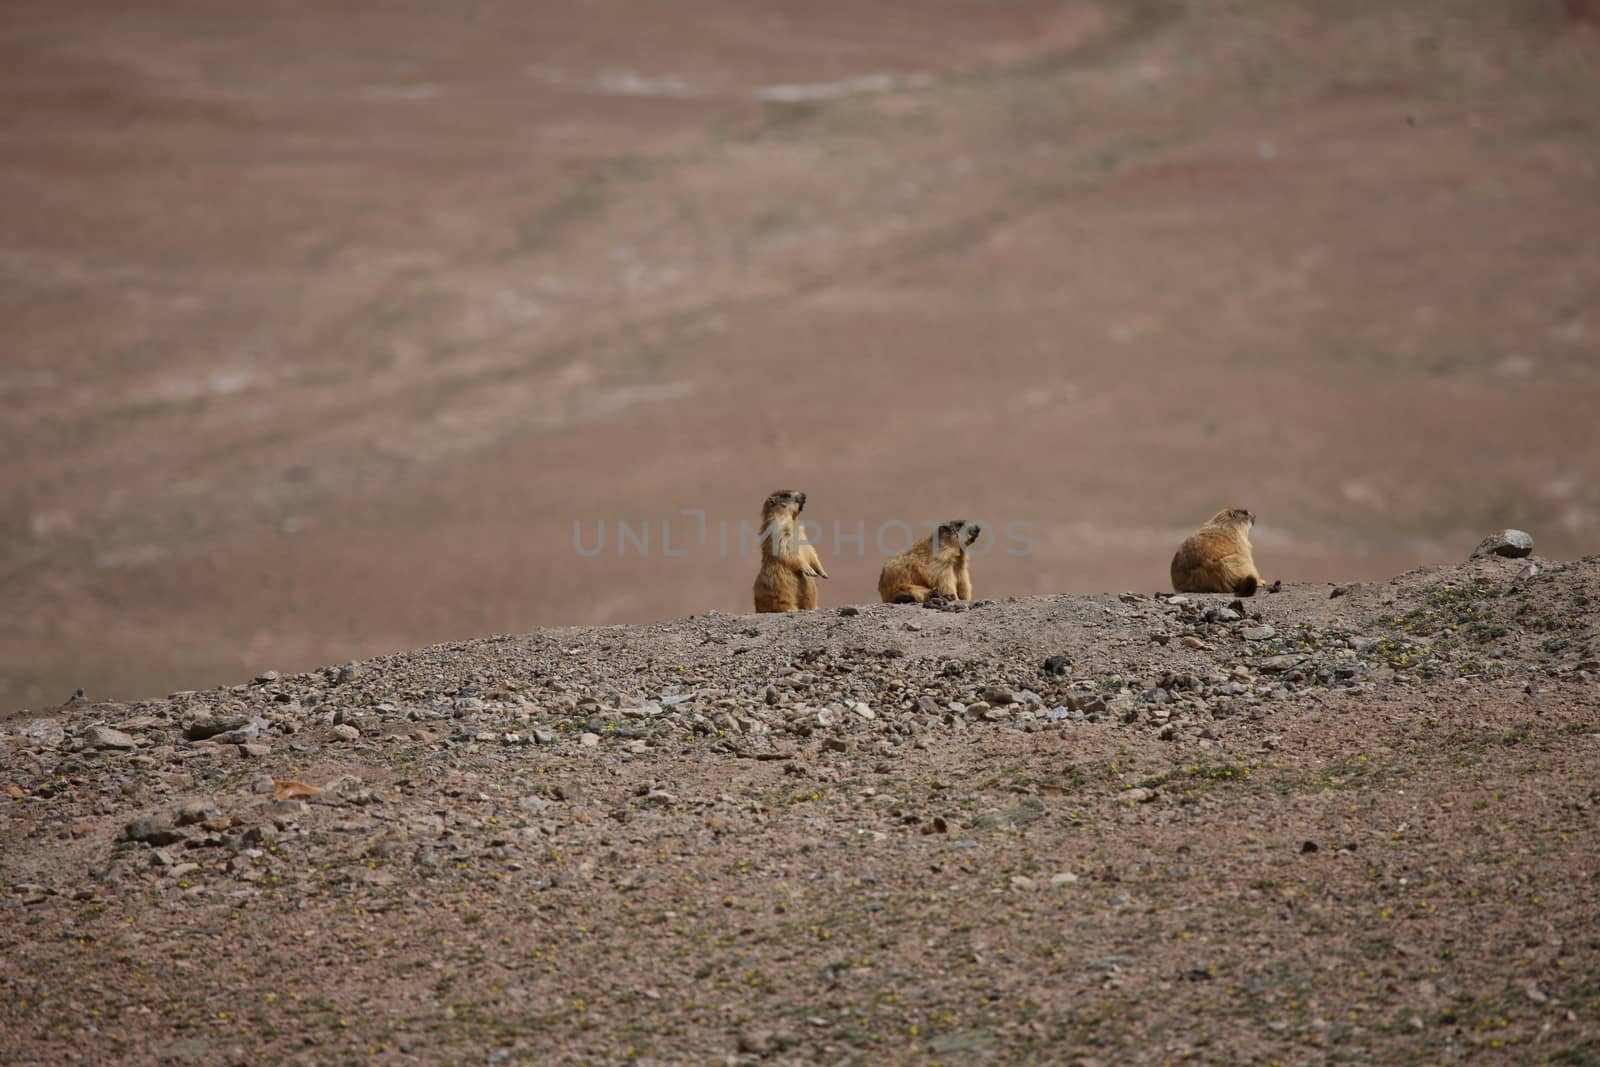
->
1170, 507, 1262, 596
752, 489, 829, 613
878, 520, 980, 604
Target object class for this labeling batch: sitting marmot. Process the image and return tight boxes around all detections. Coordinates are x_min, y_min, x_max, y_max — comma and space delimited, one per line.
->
878, 520, 980, 603
1170, 507, 1263, 596
753, 489, 828, 612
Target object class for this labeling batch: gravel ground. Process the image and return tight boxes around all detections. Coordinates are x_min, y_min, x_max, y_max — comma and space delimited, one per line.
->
3, 553, 1598, 1064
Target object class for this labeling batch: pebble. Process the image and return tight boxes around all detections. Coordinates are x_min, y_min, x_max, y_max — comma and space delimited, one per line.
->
1471, 529, 1534, 559
1050, 872, 1079, 885
185, 715, 249, 741
579, 732, 601, 747
124, 813, 187, 846
1242, 625, 1276, 641
331, 724, 361, 742
83, 726, 137, 751
17, 720, 66, 748
1124, 788, 1155, 804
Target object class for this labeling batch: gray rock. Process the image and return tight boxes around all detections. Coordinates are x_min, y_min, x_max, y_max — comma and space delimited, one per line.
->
533, 729, 556, 746
214, 717, 266, 745
1258, 655, 1303, 673
185, 715, 250, 741
17, 720, 66, 748
331, 724, 360, 742
1242, 625, 1276, 641
1471, 529, 1533, 559
123, 813, 187, 846
174, 799, 221, 826
83, 725, 137, 751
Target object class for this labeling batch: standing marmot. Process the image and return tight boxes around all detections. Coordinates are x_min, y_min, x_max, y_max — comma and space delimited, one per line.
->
1170, 507, 1263, 596
752, 489, 829, 613
878, 520, 980, 603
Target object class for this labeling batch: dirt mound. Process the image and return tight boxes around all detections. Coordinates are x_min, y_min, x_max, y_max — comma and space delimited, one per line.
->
3, 556, 1597, 1063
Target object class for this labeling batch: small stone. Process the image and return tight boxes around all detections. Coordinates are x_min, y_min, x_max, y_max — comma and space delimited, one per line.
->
1524, 981, 1548, 1004
16, 720, 65, 748
1167, 595, 1191, 606
336, 664, 365, 684
579, 732, 601, 747
1009, 875, 1037, 891
239, 743, 271, 758
851, 703, 876, 720
1471, 529, 1533, 559
1242, 625, 1276, 641
737, 1031, 776, 1056
254, 670, 280, 684
330, 724, 360, 742
1050, 872, 1079, 886
533, 729, 556, 746
174, 799, 220, 826
185, 715, 249, 741
1258, 655, 1303, 673
965, 701, 992, 717
123, 813, 186, 846
83, 726, 137, 751
1124, 788, 1154, 804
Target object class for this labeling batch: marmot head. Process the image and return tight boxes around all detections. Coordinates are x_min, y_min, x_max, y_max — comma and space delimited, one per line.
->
936, 519, 981, 551
1209, 507, 1255, 529
761, 489, 806, 520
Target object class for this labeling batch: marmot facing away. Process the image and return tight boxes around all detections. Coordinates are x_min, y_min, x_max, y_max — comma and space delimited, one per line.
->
1170, 507, 1262, 596
753, 489, 829, 613
878, 520, 981, 604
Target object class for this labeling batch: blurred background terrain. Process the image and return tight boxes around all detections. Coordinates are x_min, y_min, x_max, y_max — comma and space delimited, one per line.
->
3, 0, 1597, 711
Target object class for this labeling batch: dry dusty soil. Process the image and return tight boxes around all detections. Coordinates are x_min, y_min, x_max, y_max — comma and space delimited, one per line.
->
3, 552, 1598, 1064
4, 0, 1600, 710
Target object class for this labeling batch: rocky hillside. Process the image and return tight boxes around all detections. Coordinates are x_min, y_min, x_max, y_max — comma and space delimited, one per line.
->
2, 552, 1597, 1064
